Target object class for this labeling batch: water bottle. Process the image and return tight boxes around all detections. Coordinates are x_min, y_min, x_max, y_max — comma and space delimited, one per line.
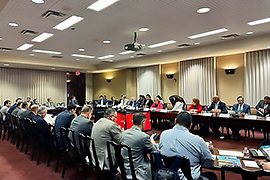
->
209, 141, 214, 154
243, 147, 249, 158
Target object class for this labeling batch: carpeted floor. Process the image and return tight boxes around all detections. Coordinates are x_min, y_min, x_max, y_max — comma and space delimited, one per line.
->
0, 127, 269, 180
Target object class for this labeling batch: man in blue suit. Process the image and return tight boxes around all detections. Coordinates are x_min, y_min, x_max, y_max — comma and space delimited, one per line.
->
232, 96, 251, 115
128, 97, 137, 108
32, 106, 51, 149
206, 95, 228, 136
231, 96, 251, 139
97, 95, 107, 105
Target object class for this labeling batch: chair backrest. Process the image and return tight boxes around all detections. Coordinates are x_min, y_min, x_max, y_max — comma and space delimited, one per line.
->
78, 133, 88, 162
79, 133, 101, 173
51, 126, 59, 149
68, 128, 81, 159
60, 127, 70, 150
150, 151, 193, 180
0, 113, 4, 127
107, 140, 137, 180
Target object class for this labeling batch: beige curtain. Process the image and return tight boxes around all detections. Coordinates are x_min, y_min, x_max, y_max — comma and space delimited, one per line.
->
245, 49, 270, 106
137, 65, 161, 98
0, 67, 66, 105
179, 57, 216, 105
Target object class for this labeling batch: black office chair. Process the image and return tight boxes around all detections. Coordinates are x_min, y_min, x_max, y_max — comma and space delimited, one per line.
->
107, 140, 137, 180
150, 151, 193, 180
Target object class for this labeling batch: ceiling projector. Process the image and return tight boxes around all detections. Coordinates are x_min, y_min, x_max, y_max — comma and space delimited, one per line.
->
124, 32, 145, 51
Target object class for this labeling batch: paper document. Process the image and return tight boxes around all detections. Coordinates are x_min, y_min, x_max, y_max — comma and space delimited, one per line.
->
245, 115, 257, 120
160, 109, 168, 113
201, 113, 212, 117
218, 150, 244, 157
219, 114, 230, 118
243, 160, 259, 168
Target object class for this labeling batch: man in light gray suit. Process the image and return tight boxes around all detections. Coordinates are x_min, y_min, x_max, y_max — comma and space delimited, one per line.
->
121, 112, 156, 180
91, 108, 121, 171
69, 105, 93, 158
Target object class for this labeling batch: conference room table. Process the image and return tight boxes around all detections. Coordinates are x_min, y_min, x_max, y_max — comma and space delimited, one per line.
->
150, 110, 270, 136
211, 148, 270, 180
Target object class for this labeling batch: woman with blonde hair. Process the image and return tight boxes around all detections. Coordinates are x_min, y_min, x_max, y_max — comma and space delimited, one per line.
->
150, 98, 163, 109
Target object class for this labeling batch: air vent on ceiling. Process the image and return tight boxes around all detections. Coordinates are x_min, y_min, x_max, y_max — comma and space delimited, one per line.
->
221, 33, 239, 40
0, 47, 13, 51
137, 53, 145, 56
101, 60, 113, 63
42, 10, 66, 20
21, 29, 38, 36
177, 43, 191, 48
51, 55, 63, 59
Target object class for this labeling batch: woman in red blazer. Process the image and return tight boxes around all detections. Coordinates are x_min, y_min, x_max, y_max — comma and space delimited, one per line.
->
188, 98, 203, 113
150, 98, 163, 109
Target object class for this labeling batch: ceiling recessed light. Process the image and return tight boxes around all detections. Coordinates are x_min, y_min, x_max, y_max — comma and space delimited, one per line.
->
157, 50, 162, 53
119, 51, 134, 55
33, 49, 62, 55
197, 7, 211, 14
72, 54, 95, 59
8, 22, 18, 27
32, 32, 54, 42
188, 57, 193, 59
188, 28, 228, 39
0, 37, 2, 41
246, 31, 254, 35
53, 15, 84, 31
78, 48, 85, 52
17, 43, 34, 51
148, 40, 176, 48
139, 27, 149, 32
29, 53, 34, 56
87, 0, 119, 12
76, 58, 80, 61
267, 45, 270, 48
103, 40, 111, 44
31, 0, 44, 4
130, 55, 135, 58
98, 54, 115, 60
4, 63, 9, 67
248, 17, 270, 26
194, 42, 201, 45
51, 68, 55, 70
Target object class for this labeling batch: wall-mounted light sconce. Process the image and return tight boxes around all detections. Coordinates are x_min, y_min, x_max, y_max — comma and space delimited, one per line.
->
166, 73, 174, 79
106, 78, 112, 83
225, 67, 235, 75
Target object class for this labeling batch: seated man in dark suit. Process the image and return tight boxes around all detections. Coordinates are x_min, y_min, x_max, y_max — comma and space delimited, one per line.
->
128, 97, 137, 108
231, 96, 251, 139
121, 112, 156, 180
54, 104, 77, 148
23, 105, 39, 120
97, 95, 107, 105
32, 106, 51, 148
69, 105, 93, 158
8, 97, 22, 114
255, 95, 270, 116
206, 95, 228, 136
207, 95, 227, 113
68, 96, 78, 105
11, 102, 23, 116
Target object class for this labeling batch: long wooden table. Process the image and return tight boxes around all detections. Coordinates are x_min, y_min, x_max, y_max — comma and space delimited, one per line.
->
150, 111, 270, 133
